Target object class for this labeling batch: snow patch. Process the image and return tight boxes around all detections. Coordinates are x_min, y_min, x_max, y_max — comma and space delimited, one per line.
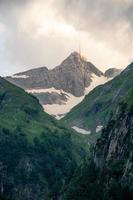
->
55, 114, 65, 120
26, 87, 80, 118
96, 125, 103, 133
27, 75, 110, 118
43, 92, 84, 117
26, 88, 67, 95
27, 88, 83, 117
72, 126, 91, 135
85, 74, 111, 95
12, 75, 29, 79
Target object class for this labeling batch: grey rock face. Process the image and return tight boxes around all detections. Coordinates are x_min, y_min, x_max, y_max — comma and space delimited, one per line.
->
5, 52, 119, 110
6, 52, 103, 97
63, 93, 133, 200
104, 68, 122, 78
32, 92, 68, 105
94, 102, 133, 190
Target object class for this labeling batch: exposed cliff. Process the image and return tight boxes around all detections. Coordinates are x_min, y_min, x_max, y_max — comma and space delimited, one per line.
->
63, 89, 133, 200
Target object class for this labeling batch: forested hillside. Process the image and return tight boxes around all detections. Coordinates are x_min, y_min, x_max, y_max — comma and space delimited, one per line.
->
0, 77, 88, 200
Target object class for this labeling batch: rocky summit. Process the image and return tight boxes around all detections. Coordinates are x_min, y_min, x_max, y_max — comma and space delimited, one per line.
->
6, 52, 121, 117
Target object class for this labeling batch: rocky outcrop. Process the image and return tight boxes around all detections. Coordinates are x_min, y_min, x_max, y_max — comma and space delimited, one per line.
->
94, 99, 133, 191
63, 90, 133, 200
33, 92, 68, 105
104, 68, 122, 78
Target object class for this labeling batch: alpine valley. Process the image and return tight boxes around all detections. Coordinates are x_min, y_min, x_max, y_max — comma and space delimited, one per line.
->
0, 76, 89, 200
0, 54, 133, 200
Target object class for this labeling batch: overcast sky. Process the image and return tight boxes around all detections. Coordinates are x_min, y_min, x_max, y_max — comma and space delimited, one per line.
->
0, 0, 133, 76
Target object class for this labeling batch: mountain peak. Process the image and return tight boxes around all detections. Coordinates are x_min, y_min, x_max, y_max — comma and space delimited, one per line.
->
6, 51, 104, 98
5, 52, 118, 118
69, 51, 81, 57
65, 51, 82, 62
59, 51, 103, 78
68, 51, 88, 62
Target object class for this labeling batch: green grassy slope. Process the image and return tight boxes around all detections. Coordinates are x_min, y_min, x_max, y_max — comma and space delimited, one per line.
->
126, 88, 133, 108
0, 77, 88, 200
62, 63, 133, 132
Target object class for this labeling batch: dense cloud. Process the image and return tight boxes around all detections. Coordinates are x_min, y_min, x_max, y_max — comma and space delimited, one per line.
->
0, 0, 133, 75
59, 0, 133, 51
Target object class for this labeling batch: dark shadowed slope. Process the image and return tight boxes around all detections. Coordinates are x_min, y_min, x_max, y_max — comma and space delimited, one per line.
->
63, 88, 133, 200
